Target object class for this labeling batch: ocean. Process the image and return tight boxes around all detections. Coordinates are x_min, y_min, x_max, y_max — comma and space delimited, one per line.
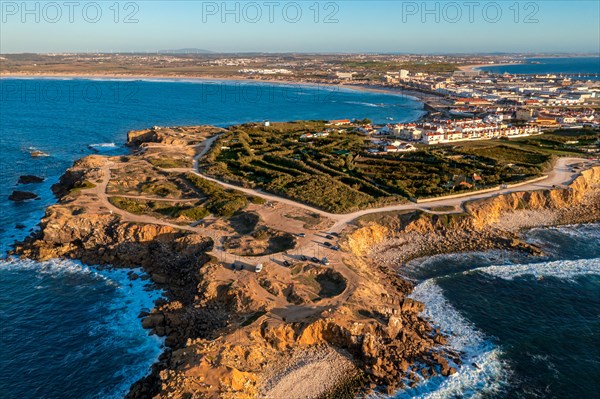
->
1, 78, 598, 399
396, 224, 600, 399
479, 57, 600, 80
0, 78, 424, 399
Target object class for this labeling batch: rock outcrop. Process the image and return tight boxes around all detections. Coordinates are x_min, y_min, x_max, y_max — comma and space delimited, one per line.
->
467, 166, 600, 229
13, 124, 599, 399
17, 175, 45, 184
353, 166, 600, 265
8, 190, 39, 201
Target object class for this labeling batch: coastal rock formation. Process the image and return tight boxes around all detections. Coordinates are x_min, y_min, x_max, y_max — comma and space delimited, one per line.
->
467, 166, 600, 229
360, 166, 600, 265
12, 127, 454, 399
8, 190, 39, 201
17, 175, 45, 184
12, 124, 600, 399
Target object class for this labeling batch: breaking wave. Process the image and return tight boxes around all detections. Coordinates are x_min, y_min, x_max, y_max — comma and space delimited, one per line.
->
0, 258, 164, 399
471, 258, 600, 281
389, 280, 511, 399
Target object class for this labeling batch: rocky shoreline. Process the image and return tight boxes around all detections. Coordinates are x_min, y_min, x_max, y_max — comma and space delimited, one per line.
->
351, 166, 600, 270
9, 126, 600, 399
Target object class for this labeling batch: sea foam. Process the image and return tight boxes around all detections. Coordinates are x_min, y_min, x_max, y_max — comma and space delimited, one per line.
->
388, 280, 511, 399
0, 258, 164, 398
471, 258, 600, 282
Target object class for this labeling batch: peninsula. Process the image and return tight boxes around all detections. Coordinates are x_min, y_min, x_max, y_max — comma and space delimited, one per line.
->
12, 122, 600, 399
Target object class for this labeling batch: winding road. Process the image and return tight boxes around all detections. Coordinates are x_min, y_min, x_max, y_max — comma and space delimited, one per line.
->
81, 136, 596, 323
191, 134, 594, 231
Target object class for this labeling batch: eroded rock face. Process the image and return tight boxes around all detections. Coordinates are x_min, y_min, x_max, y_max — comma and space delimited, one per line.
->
344, 166, 600, 264
467, 166, 600, 229
14, 125, 600, 399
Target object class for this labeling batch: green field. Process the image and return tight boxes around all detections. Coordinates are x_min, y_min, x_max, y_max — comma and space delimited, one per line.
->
198, 122, 597, 212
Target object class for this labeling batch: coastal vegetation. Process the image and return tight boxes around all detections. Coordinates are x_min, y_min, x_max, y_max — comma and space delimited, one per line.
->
108, 196, 209, 221
338, 60, 459, 74
148, 157, 193, 169
184, 173, 249, 217
198, 121, 583, 209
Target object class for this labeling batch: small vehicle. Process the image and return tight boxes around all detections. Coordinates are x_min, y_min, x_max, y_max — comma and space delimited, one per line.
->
311, 257, 319, 263
323, 242, 332, 247
255, 264, 263, 273
321, 257, 330, 266
325, 235, 334, 240
297, 233, 306, 237
331, 246, 339, 251
283, 260, 292, 267
300, 255, 308, 261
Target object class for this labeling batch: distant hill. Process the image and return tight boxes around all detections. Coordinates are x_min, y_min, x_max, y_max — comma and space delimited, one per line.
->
158, 48, 213, 54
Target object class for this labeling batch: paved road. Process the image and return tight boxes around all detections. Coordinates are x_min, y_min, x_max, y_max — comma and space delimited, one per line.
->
80, 141, 595, 322
192, 135, 593, 231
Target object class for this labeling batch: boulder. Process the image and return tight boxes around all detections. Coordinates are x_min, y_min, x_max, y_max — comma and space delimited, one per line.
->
8, 191, 39, 202
18, 175, 45, 184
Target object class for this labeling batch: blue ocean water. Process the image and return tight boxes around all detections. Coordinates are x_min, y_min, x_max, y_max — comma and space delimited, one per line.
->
479, 57, 600, 80
0, 78, 425, 398
397, 224, 600, 399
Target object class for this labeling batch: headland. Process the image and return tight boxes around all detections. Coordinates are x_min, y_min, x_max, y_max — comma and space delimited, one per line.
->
10, 122, 600, 398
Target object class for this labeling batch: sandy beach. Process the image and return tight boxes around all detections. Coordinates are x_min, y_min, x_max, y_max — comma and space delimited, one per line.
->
459, 62, 520, 72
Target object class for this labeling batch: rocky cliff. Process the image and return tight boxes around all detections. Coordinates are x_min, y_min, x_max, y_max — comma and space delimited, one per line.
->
349, 166, 600, 265
467, 166, 600, 229
11, 127, 459, 399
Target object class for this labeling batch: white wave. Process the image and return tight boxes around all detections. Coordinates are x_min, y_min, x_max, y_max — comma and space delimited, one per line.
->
529, 223, 600, 241
388, 280, 510, 399
472, 258, 600, 281
89, 142, 117, 148
1, 258, 164, 398
343, 100, 386, 107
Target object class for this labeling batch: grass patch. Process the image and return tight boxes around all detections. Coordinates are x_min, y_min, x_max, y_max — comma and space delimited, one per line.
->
198, 122, 591, 209
185, 173, 249, 217
109, 196, 149, 214
148, 157, 192, 169
141, 181, 181, 197
69, 180, 96, 194
109, 196, 208, 221
284, 212, 322, 228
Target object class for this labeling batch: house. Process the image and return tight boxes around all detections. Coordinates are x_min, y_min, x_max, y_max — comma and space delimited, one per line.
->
516, 108, 535, 120
423, 132, 444, 145
328, 119, 351, 126
335, 72, 355, 80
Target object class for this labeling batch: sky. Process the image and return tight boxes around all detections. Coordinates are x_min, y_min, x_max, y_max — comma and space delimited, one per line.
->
1, 1, 599, 54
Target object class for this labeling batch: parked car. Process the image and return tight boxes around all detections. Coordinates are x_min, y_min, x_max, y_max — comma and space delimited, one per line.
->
311, 257, 319, 263
331, 246, 339, 251
297, 233, 306, 237
321, 257, 330, 265
300, 255, 308, 261
283, 260, 292, 267
323, 242, 332, 247
325, 235, 334, 240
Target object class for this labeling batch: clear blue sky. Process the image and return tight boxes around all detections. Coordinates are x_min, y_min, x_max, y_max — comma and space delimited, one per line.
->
1, 1, 599, 53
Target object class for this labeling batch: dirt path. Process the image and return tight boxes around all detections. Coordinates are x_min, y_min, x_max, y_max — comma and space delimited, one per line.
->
80, 142, 594, 324
106, 193, 199, 203
192, 135, 592, 231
